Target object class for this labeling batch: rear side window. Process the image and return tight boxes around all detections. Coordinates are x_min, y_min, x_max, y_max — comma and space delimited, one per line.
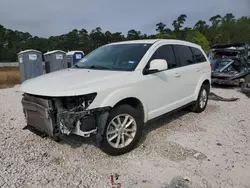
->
190, 47, 207, 63
173, 45, 194, 67
150, 45, 177, 69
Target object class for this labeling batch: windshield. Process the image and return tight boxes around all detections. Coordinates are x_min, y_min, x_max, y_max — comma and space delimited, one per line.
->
74, 43, 152, 71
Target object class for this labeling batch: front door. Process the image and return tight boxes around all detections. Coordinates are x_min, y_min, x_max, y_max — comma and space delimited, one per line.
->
139, 45, 183, 120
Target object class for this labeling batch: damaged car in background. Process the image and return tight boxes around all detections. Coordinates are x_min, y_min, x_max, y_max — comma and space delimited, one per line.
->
208, 43, 250, 86
19, 39, 211, 156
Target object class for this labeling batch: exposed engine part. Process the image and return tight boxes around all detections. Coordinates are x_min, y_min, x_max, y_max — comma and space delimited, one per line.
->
58, 106, 110, 138
208, 92, 239, 102
80, 116, 96, 131
57, 107, 91, 132
53, 93, 97, 133
71, 121, 97, 137
22, 93, 110, 139
56, 100, 110, 137
61, 93, 97, 110
59, 121, 71, 135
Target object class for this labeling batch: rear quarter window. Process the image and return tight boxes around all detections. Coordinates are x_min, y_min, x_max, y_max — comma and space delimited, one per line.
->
173, 45, 194, 67
190, 47, 207, 63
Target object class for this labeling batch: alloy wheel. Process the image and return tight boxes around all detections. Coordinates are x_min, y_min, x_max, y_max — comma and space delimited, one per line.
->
106, 114, 137, 149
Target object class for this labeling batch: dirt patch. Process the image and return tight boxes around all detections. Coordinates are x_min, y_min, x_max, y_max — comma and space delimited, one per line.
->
157, 141, 208, 162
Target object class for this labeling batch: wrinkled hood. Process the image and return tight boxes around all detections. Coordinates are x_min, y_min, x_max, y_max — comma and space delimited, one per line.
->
19, 68, 130, 97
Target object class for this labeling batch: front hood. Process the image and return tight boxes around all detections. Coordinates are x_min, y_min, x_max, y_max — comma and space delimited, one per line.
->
19, 68, 130, 97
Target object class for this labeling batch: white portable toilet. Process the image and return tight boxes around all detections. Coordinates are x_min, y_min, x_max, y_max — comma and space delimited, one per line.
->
44, 50, 67, 73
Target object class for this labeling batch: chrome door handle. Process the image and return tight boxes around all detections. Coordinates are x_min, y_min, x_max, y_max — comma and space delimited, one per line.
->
174, 72, 181, 77
196, 68, 201, 72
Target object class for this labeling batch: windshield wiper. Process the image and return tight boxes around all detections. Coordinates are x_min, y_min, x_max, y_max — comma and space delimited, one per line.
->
88, 65, 109, 70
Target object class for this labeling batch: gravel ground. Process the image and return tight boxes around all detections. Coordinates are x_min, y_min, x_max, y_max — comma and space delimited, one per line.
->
0, 86, 250, 188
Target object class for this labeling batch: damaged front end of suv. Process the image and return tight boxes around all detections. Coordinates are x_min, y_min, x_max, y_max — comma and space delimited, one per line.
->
208, 43, 250, 86
22, 93, 110, 141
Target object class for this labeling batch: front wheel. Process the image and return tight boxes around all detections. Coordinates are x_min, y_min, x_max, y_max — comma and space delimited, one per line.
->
190, 84, 209, 113
99, 105, 143, 156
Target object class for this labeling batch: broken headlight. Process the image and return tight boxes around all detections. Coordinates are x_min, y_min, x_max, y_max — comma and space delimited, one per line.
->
62, 93, 97, 111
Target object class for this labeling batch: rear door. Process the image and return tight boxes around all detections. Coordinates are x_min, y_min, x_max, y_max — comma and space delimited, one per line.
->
172, 45, 199, 100
190, 46, 210, 76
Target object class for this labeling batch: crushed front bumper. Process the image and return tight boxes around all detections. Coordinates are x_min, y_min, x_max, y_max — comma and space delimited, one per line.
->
211, 78, 240, 86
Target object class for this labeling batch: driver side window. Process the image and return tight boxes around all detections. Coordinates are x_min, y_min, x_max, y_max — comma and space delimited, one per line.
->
147, 45, 177, 69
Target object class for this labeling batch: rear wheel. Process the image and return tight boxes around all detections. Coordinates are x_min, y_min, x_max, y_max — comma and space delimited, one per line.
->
100, 105, 143, 156
190, 84, 209, 113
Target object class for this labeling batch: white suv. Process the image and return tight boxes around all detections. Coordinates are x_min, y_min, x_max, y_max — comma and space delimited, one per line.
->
20, 39, 211, 155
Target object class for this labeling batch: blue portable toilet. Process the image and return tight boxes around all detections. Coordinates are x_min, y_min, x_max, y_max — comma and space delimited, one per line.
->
66, 51, 85, 67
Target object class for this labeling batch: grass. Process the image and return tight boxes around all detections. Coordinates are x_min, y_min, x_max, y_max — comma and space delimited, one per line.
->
0, 67, 20, 89
0, 66, 46, 89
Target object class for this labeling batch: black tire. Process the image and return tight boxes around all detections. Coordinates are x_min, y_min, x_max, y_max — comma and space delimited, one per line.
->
52, 134, 61, 142
190, 84, 209, 113
100, 104, 143, 156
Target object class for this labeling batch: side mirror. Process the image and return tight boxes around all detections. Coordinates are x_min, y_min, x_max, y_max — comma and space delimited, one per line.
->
144, 59, 168, 74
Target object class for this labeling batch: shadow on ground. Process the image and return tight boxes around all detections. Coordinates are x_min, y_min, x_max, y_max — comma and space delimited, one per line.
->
141, 109, 190, 144
211, 83, 237, 89
23, 125, 93, 148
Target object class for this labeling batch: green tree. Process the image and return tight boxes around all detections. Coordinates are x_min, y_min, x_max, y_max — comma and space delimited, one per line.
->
155, 22, 173, 39
194, 20, 209, 35
172, 14, 187, 31
127, 29, 142, 40
220, 13, 236, 43
209, 14, 222, 26
186, 30, 210, 53
172, 14, 187, 39
0, 13, 250, 61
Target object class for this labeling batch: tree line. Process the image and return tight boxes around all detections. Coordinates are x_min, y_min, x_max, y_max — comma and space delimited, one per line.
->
0, 13, 250, 61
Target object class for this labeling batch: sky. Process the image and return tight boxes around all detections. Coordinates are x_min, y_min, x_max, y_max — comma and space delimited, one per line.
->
0, 0, 249, 38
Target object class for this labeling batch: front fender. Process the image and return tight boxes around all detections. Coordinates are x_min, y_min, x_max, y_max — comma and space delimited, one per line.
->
89, 87, 149, 122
